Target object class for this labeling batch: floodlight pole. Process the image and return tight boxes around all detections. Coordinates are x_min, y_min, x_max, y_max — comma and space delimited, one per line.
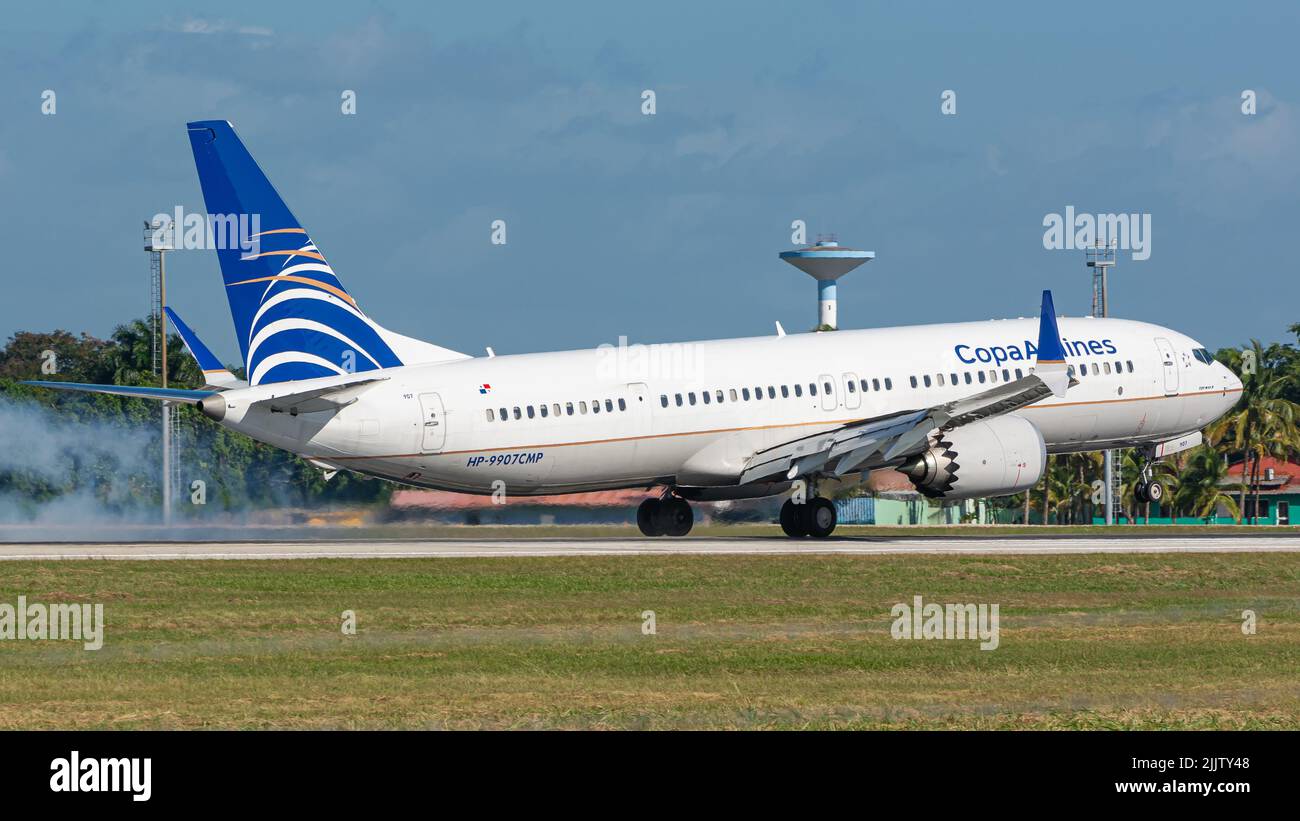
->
1087, 240, 1117, 525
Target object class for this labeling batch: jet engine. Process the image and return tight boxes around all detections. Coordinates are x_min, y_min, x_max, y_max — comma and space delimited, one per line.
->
898, 415, 1045, 500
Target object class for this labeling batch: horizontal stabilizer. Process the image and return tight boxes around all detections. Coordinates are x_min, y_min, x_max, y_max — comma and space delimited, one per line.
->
254, 377, 388, 415
23, 381, 215, 403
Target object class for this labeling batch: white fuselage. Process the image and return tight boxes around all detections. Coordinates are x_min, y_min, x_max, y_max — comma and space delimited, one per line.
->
210, 316, 1242, 496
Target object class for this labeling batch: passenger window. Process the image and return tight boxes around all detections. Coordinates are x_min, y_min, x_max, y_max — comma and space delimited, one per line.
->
1126, 360, 1134, 372
923, 375, 931, 388
847, 380, 856, 393
1015, 368, 1023, 379
989, 370, 997, 383
977, 372, 986, 384
486, 409, 495, 421
1104, 362, 1112, 375
1091, 363, 1099, 375
580, 401, 588, 414
591, 401, 600, 414
824, 382, 832, 394
742, 388, 751, 400
753, 387, 763, 401
687, 392, 695, 406
884, 378, 893, 390
795, 384, 803, 397
781, 385, 789, 398
1002, 369, 1010, 382
674, 394, 682, 407
768, 386, 776, 398
1068, 365, 1076, 377
729, 389, 738, 402
910, 376, 918, 388
950, 373, 957, 385
964, 373, 972, 385
618, 398, 626, 411
500, 407, 508, 420
513, 407, 522, 419
716, 390, 724, 403
809, 384, 817, 396
539, 404, 548, 418
660, 394, 668, 408
605, 399, 614, 412
702, 391, 711, 404
872, 378, 880, 391
566, 402, 574, 416
860, 379, 868, 392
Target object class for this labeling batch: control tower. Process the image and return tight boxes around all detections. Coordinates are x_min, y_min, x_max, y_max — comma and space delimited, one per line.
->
779, 235, 874, 330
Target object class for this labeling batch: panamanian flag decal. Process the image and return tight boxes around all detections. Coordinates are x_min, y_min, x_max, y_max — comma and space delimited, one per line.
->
479, 383, 492, 394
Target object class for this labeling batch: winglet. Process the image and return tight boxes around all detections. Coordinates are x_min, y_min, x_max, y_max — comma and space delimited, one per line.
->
1033, 290, 1070, 397
164, 306, 245, 390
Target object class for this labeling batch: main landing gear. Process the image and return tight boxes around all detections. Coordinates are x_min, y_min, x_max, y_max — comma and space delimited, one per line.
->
1133, 449, 1165, 504
637, 495, 694, 537
779, 496, 837, 539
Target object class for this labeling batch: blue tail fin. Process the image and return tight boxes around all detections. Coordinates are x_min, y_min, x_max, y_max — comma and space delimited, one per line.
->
186, 121, 466, 386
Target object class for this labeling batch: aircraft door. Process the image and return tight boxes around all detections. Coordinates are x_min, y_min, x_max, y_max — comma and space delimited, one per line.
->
1154, 338, 1179, 396
418, 392, 446, 452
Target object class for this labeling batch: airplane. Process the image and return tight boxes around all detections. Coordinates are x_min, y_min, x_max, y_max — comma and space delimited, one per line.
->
25, 120, 1243, 538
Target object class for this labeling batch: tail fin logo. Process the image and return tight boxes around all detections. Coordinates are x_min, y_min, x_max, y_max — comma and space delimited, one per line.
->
231, 229, 402, 385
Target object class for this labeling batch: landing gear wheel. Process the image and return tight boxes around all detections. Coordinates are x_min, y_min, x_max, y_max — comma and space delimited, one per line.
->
780, 500, 808, 538
1145, 481, 1164, 504
655, 497, 694, 537
637, 499, 663, 537
1134, 482, 1149, 504
801, 497, 837, 539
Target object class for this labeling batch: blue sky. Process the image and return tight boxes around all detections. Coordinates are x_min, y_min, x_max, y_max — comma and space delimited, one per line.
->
1, 1, 1297, 365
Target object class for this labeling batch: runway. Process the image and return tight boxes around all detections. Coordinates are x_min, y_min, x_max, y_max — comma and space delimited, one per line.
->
0, 534, 1297, 560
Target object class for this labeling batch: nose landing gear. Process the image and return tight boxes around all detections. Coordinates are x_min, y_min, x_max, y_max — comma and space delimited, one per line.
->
1133, 448, 1165, 504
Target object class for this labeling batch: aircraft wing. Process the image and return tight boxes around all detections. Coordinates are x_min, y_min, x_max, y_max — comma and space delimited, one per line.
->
738, 290, 1075, 485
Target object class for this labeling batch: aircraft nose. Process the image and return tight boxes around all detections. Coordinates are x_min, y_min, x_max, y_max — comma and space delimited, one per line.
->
1226, 364, 1243, 392
1220, 363, 1243, 403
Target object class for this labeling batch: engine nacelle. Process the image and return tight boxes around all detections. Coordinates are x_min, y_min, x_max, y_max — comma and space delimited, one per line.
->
899, 415, 1045, 500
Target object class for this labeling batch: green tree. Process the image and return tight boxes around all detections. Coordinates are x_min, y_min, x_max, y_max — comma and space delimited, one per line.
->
1172, 445, 1241, 522
1209, 341, 1300, 524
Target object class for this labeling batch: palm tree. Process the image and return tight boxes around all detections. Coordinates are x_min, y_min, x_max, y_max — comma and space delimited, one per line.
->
1208, 341, 1300, 524
1172, 445, 1241, 522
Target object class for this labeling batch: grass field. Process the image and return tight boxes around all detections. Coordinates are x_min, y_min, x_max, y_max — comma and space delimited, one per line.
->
1, 553, 1299, 729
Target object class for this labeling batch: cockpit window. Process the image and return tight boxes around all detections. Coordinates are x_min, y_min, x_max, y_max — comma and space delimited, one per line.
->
1192, 347, 1214, 364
